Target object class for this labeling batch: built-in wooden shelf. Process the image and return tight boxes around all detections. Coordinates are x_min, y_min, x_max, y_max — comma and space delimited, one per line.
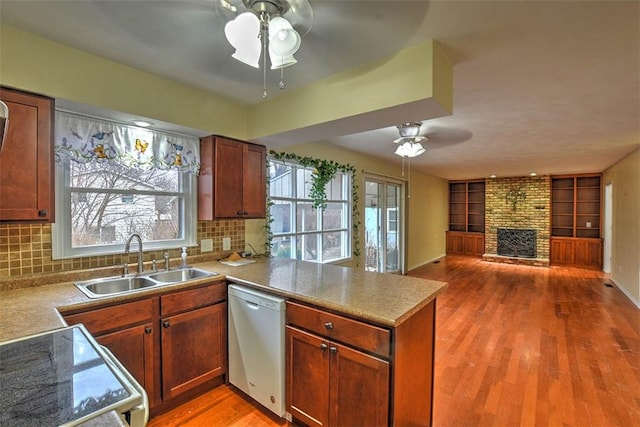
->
550, 174, 602, 269
447, 180, 485, 256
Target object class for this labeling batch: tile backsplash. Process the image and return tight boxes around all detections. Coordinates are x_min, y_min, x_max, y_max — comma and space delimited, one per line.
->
0, 220, 245, 279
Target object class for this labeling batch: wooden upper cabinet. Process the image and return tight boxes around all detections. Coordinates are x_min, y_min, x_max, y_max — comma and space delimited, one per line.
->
0, 87, 54, 222
198, 136, 266, 219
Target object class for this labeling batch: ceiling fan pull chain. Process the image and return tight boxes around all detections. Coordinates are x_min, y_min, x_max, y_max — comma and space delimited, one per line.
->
261, 12, 269, 99
279, 61, 286, 89
408, 157, 412, 199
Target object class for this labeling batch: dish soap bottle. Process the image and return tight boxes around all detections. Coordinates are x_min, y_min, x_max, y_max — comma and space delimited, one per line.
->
180, 247, 188, 269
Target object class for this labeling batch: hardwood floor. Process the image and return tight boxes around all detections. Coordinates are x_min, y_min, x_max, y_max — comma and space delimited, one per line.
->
147, 385, 288, 427
415, 256, 640, 427
148, 256, 640, 426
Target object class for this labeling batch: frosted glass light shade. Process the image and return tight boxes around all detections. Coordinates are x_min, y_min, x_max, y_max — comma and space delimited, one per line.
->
394, 141, 425, 158
268, 16, 301, 69
225, 12, 261, 68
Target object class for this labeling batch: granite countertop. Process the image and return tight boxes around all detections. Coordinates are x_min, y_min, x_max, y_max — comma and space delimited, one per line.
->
0, 257, 446, 343
198, 257, 447, 327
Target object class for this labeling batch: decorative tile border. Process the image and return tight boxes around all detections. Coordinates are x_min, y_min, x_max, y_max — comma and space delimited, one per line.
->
0, 220, 245, 280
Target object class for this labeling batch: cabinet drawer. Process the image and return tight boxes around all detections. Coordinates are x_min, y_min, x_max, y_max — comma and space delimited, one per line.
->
161, 283, 226, 316
64, 298, 154, 335
286, 301, 390, 358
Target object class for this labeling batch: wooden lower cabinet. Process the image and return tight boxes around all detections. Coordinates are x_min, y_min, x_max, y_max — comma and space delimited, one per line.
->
446, 231, 485, 257
286, 327, 389, 427
63, 281, 227, 412
161, 302, 227, 400
550, 237, 602, 269
330, 339, 389, 426
96, 323, 156, 405
286, 300, 435, 427
286, 326, 330, 426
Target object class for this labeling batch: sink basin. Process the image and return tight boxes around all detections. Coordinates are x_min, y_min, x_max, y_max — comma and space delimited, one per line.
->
146, 267, 218, 284
76, 276, 158, 298
75, 267, 219, 298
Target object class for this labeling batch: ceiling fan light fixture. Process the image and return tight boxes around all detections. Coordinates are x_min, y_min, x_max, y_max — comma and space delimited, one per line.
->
225, 12, 261, 68
394, 141, 425, 158
397, 122, 423, 138
268, 16, 300, 69
393, 135, 426, 144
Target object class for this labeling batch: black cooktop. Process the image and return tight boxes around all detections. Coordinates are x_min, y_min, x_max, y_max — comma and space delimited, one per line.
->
0, 325, 141, 427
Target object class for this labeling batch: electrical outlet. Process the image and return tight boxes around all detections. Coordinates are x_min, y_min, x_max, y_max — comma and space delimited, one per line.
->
222, 237, 231, 251
200, 238, 213, 252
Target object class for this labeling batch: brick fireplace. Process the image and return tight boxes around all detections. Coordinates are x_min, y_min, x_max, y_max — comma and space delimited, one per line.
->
483, 176, 551, 266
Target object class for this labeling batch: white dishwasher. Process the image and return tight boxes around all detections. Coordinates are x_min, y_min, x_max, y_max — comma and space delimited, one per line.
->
228, 284, 286, 417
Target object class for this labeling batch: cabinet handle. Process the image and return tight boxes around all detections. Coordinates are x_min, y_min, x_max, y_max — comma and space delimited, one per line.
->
162, 320, 170, 328
38, 210, 48, 217
320, 343, 328, 351
329, 346, 338, 354
237, 210, 243, 216
145, 327, 152, 334
324, 322, 334, 330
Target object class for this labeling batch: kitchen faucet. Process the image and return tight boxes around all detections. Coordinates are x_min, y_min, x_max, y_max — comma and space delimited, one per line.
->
124, 233, 144, 274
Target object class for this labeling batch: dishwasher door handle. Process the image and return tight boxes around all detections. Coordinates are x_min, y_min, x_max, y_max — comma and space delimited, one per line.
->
245, 300, 260, 310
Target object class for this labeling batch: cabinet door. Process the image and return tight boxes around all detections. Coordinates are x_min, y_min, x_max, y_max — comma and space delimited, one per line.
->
214, 137, 244, 218
97, 323, 156, 406
464, 234, 485, 256
242, 143, 266, 218
446, 232, 465, 255
286, 326, 329, 427
550, 238, 574, 264
0, 88, 54, 221
160, 302, 227, 400
329, 342, 389, 427
574, 239, 603, 268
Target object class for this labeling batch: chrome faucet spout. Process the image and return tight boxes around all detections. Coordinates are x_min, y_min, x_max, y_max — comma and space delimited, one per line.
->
124, 233, 144, 274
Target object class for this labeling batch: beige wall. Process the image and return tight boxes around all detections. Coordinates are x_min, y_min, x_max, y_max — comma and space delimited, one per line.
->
245, 142, 448, 271
604, 148, 640, 306
0, 25, 248, 139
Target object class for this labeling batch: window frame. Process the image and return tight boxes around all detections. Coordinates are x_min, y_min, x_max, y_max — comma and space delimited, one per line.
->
268, 159, 352, 264
52, 158, 197, 259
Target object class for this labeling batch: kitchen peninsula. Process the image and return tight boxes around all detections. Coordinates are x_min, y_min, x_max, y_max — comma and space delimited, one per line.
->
0, 257, 446, 426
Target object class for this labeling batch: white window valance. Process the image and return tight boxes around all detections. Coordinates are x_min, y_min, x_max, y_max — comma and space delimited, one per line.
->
54, 111, 200, 175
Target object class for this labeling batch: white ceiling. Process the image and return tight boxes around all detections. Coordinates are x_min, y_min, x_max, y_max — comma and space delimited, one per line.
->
1, 0, 638, 180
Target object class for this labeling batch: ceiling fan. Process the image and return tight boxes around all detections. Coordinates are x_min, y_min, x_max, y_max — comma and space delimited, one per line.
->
215, 0, 314, 98
393, 122, 473, 157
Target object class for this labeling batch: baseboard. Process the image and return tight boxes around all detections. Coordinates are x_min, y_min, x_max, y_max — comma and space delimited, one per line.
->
407, 253, 446, 273
610, 278, 640, 309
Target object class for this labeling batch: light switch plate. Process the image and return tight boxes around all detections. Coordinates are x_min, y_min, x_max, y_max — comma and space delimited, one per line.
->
201, 238, 213, 252
222, 237, 231, 251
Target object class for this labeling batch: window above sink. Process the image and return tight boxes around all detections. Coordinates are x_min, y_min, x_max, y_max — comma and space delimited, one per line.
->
52, 111, 199, 259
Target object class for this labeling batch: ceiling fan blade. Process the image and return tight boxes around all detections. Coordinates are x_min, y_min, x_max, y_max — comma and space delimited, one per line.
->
423, 126, 473, 146
281, 0, 313, 37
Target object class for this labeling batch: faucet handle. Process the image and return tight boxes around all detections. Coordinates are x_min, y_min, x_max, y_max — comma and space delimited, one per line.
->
122, 263, 129, 276
152, 259, 158, 272
163, 252, 170, 271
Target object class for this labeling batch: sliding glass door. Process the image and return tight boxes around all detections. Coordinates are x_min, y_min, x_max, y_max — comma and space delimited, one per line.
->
364, 175, 404, 273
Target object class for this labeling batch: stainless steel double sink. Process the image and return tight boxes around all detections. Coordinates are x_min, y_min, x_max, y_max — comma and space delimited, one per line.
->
75, 267, 218, 298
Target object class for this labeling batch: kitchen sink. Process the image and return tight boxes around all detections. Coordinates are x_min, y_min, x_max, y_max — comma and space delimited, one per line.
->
75, 268, 218, 298
146, 267, 217, 284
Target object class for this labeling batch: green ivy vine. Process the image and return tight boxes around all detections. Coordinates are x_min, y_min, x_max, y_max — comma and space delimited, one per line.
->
266, 151, 361, 265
